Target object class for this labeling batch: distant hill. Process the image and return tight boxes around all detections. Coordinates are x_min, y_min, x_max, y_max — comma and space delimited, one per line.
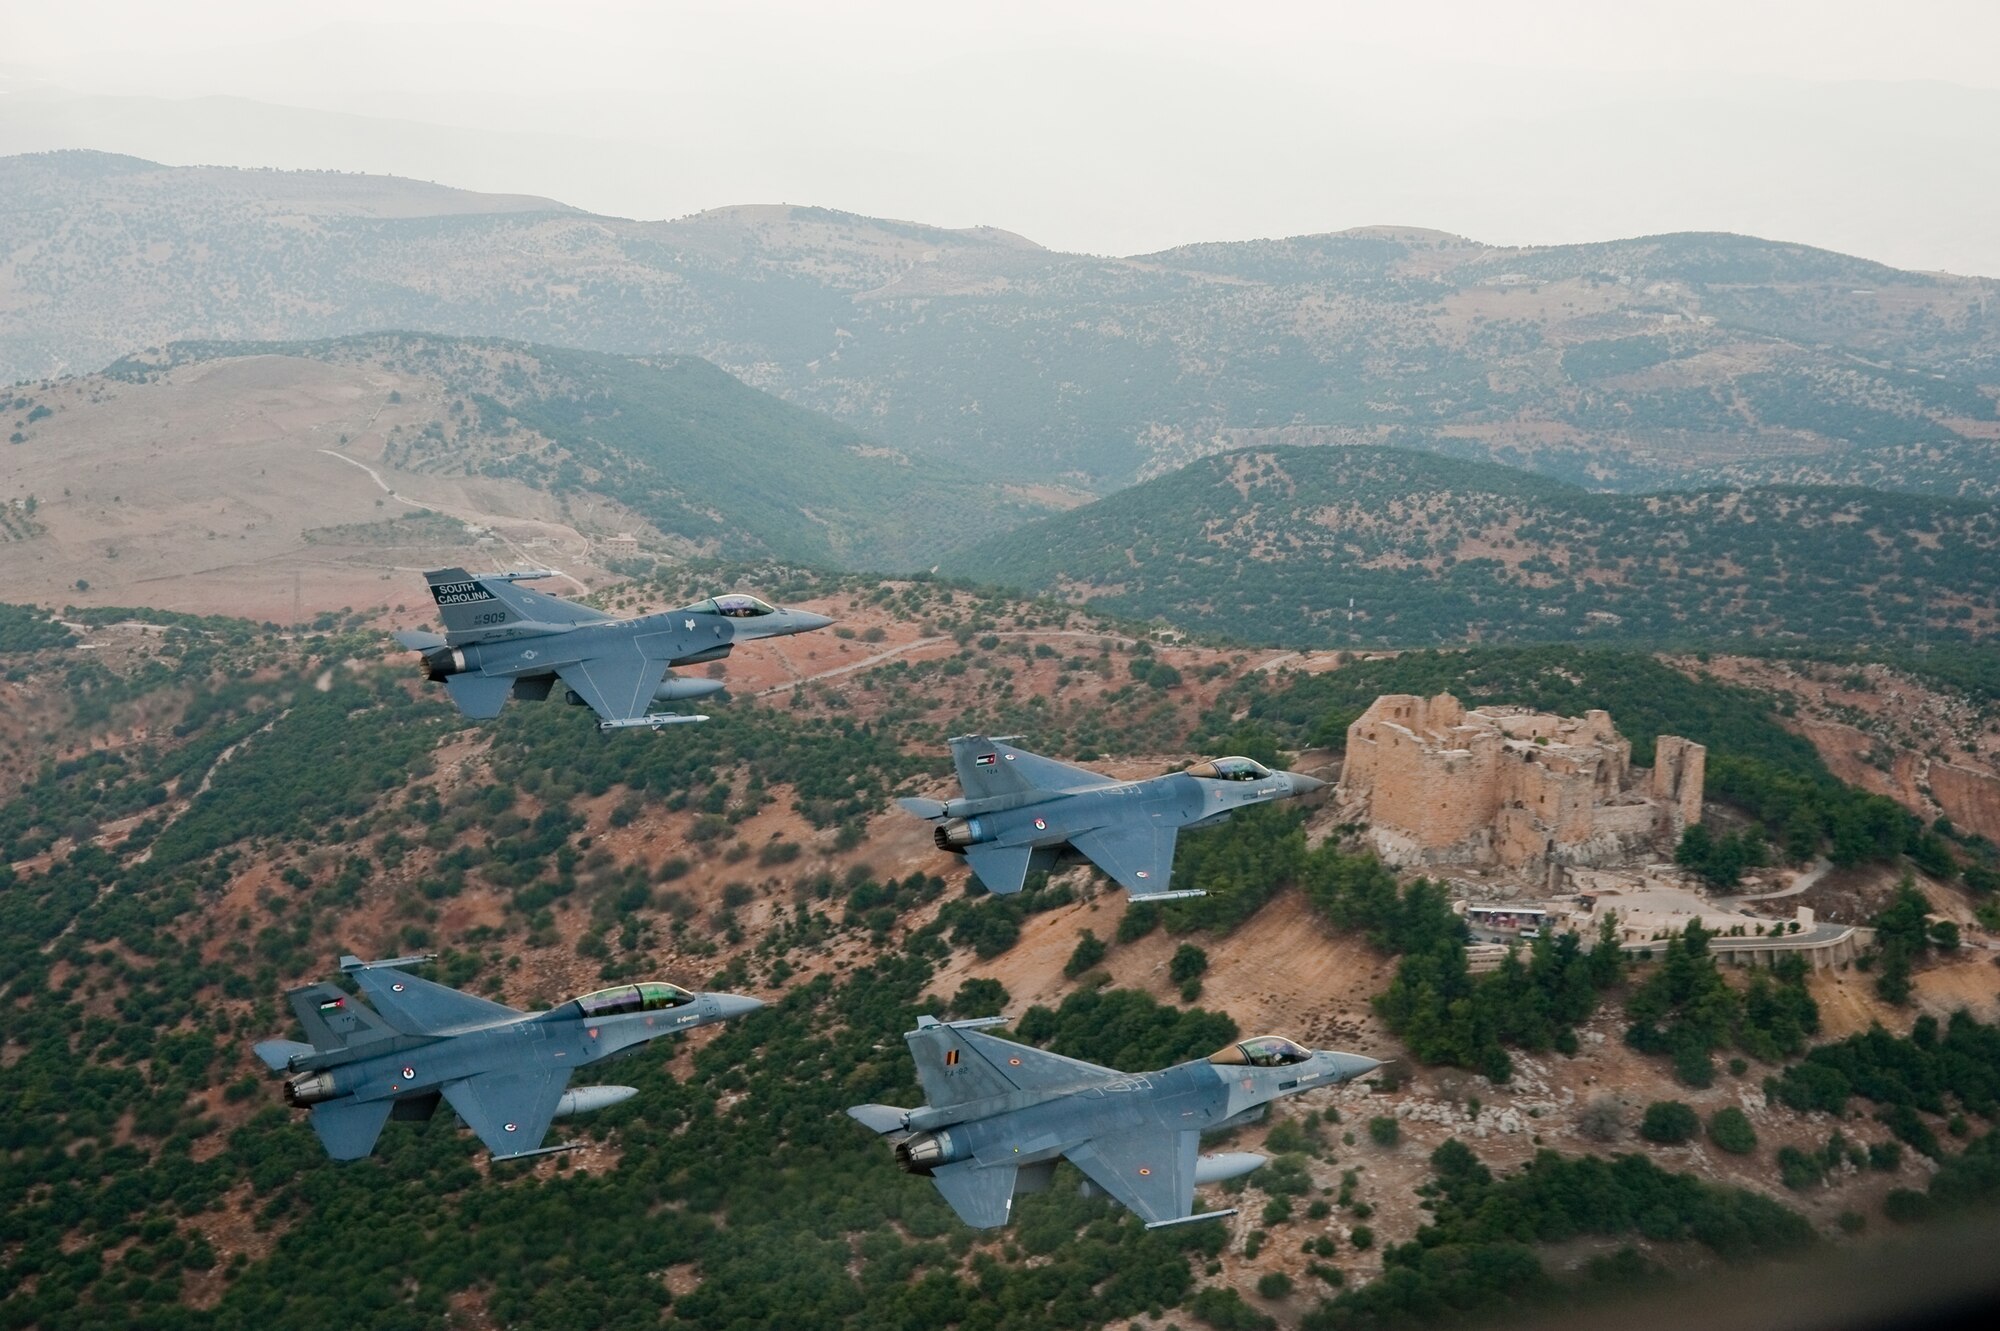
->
939, 447, 2000, 647
1, 333, 1052, 614
5, 152, 1998, 498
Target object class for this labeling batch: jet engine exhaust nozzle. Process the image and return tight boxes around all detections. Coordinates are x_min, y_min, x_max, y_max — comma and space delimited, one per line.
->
420, 648, 467, 682
895, 1131, 963, 1175
934, 818, 987, 853
284, 1072, 340, 1107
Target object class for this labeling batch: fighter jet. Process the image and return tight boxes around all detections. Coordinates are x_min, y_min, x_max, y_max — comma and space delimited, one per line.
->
253, 954, 763, 1161
394, 568, 833, 731
897, 736, 1325, 900
849, 1016, 1379, 1229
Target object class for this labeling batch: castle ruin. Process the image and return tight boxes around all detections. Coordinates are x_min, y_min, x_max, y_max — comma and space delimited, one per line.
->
1336, 693, 1704, 874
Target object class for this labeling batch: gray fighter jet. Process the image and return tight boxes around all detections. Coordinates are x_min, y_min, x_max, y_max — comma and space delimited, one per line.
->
253, 955, 763, 1161
897, 736, 1325, 900
850, 1017, 1379, 1228
394, 569, 833, 731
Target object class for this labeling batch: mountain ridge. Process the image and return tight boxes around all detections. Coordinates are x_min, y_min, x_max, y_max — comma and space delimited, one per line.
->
6, 151, 1996, 500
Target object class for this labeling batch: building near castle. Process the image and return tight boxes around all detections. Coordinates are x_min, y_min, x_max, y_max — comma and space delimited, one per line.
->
1336, 693, 1704, 873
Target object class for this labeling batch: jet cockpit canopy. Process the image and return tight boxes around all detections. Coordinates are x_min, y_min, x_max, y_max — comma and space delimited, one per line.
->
681, 593, 779, 619
1209, 1035, 1313, 1067
560, 982, 697, 1020
1186, 757, 1275, 782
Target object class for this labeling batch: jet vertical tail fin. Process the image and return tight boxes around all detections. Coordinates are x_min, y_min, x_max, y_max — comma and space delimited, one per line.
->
947, 736, 1115, 803
424, 568, 609, 642
287, 982, 403, 1051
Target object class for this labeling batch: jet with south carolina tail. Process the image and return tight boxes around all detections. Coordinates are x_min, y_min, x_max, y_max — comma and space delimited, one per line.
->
253, 955, 763, 1161
897, 737, 1325, 901
849, 1018, 1380, 1229
394, 568, 833, 731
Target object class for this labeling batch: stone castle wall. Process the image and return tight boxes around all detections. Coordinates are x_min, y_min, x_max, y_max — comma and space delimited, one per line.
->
1338, 693, 1704, 873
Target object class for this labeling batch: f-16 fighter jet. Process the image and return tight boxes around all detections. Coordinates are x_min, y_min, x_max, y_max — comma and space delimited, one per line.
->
897, 736, 1325, 900
253, 955, 763, 1161
850, 1017, 1379, 1229
394, 569, 833, 731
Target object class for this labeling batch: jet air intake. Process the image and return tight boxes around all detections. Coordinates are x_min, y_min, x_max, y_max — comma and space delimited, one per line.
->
933, 818, 990, 853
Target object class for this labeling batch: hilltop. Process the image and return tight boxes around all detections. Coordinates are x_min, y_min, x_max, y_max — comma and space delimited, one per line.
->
939, 446, 2000, 647
0, 333, 1060, 614
5, 152, 1998, 495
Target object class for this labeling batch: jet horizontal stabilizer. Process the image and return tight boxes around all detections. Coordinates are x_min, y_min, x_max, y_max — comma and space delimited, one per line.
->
1128, 889, 1207, 903
847, 1104, 913, 1135
597, 713, 710, 732
253, 1038, 315, 1071
1144, 1208, 1237, 1230
391, 629, 447, 650
896, 796, 948, 820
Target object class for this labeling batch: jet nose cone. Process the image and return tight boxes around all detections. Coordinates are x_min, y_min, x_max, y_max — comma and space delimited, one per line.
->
1286, 772, 1328, 797
1317, 1052, 1383, 1082
706, 992, 766, 1021
787, 610, 835, 634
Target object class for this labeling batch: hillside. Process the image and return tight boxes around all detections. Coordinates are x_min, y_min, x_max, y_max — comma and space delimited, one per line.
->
0, 333, 1053, 613
939, 446, 2000, 647
5, 152, 1999, 496
4, 579, 1999, 1330
3, 583, 2000, 1327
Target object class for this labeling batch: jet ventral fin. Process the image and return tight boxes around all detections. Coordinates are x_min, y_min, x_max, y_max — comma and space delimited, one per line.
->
1069, 821, 1180, 895
350, 967, 522, 1036
930, 1159, 1018, 1228
310, 1098, 395, 1161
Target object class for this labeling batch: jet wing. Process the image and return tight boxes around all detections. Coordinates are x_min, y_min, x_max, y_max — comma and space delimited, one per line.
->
948, 736, 1115, 802
440, 1065, 573, 1159
555, 647, 674, 723
1066, 1129, 1201, 1226
350, 968, 522, 1036
1069, 820, 1180, 894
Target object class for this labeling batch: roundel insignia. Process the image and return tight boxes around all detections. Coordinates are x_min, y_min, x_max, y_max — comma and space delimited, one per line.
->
504, 1122, 518, 1133
1034, 818, 1047, 830
391, 982, 406, 992
402, 1066, 416, 1080
1009, 1057, 1023, 1066
588, 1027, 600, 1039
1136, 870, 1150, 879
1138, 1167, 1152, 1176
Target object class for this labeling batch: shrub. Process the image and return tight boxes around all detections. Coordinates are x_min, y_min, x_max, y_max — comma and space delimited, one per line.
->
1256, 1271, 1294, 1299
1706, 1107, 1758, 1155
1349, 1225, 1375, 1250
1639, 1100, 1700, 1144
1170, 943, 1210, 985
1064, 929, 1107, 978
1777, 1146, 1826, 1190
1368, 1116, 1401, 1147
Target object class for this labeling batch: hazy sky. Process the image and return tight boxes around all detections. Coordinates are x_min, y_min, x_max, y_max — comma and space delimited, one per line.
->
7, 0, 2000, 272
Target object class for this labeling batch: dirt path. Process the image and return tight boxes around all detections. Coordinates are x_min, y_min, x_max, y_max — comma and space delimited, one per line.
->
756, 631, 1292, 698
315, 448, 592, 592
